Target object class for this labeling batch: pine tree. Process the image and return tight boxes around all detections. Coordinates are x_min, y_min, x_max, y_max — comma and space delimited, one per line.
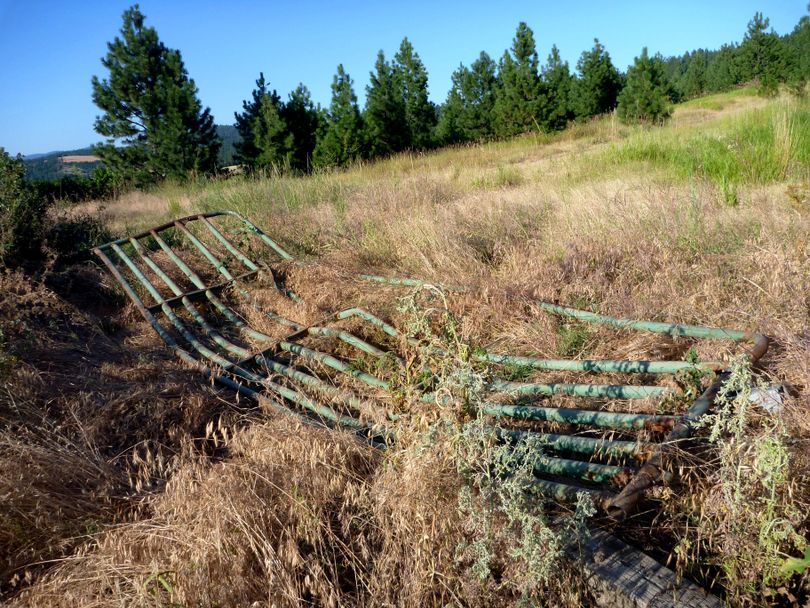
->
364, 51, 408, 157
234, 73, 290, 171
436, 51, 497, 144
705, 44, 743, 92
493, 22, 544, 137
540, 45, 573, 131
313, 65, 363, 168
739, 12, 787, 95
435, 69, 467, 145
393, 38, 436, 150
786, 5, 810, 94
662, 53, 688, 102
281, 84, 320, 172
617, 48, 673, 124
679, 50, 708, 99
571, 39, 622, 120
91, 4, 219, 186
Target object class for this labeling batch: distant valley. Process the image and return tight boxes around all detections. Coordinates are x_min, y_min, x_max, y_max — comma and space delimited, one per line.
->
23, 125, 240, 181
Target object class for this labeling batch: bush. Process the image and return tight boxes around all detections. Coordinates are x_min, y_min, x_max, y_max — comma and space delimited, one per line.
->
45, 213, 115, 258
32, 166, 119, 205
0, 147, 47, 267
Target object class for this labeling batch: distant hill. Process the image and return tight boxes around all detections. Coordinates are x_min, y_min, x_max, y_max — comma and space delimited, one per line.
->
24, 147, 100, 181
23, 126, 241, 181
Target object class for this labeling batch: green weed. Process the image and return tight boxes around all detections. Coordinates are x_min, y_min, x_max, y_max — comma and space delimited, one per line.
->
391, 288, 595, 601
556, 321, 590, 357
690, 358, 807, 602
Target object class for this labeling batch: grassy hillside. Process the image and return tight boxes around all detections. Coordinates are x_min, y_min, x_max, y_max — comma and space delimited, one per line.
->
23, 147, 100, 181
4, 89, 810, 606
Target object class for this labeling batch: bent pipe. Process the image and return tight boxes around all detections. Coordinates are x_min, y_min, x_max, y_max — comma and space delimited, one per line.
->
607, 332, 770, 520
357, 274, 768, 364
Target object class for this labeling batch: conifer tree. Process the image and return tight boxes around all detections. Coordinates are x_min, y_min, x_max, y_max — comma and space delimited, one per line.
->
739, 12, 786, 95
281, 84, 320, 172
786, 5, 810, 93
234, 73, 290, 171
493, 22, 544, 137
436, 51, 497, 144
540, 45, 574, 131
364, 51, 408, 157
617, 48, 672, 124
705, 44, 743, 92
313, 65, 363, 168
679, 50, 708, 99
435, 71, 467, 145
571, 39, 622, 120
393, 38, 436, 150
91, 4, 219, 186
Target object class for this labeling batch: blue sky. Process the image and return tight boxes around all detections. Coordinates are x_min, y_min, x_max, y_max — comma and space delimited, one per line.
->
0, 1, 806, 156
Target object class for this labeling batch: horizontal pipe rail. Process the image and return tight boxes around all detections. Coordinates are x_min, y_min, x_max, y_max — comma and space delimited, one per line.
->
495, 428, 647, 460
481, 404, 675, 431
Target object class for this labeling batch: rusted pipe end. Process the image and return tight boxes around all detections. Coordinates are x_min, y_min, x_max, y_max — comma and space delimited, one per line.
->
606, 462, 663, 520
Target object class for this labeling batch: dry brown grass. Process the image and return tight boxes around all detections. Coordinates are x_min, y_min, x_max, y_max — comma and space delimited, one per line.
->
0, 269, 236, 596
3, 89, 810, 606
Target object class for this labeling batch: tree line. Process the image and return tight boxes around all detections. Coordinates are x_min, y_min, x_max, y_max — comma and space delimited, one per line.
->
91, 4, 810, 186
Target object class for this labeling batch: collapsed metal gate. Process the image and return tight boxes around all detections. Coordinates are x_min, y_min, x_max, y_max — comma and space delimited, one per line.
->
92, 210, 768, 519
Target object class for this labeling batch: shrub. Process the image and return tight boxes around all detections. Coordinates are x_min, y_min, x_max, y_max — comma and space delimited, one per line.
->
44, 212, 115, 258
0, 147, 47, 267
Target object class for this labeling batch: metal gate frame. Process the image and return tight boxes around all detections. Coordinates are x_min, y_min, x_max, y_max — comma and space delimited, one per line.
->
92, 209, 769, 518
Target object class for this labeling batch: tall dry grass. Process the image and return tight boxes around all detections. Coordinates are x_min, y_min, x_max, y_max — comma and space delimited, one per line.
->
4, 88, 810, 605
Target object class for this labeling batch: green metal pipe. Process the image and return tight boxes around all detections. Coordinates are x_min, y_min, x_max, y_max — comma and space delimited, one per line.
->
359, 274, 429, 288
174, 221, 237, 280
480, 402, 676, 431
537, 301, 747, 341
175, 220, 304, 331
199, 215, 259, 271
306, 326, 388, 358
250, 353, 399, 425
128, 238, 252, 359
488, 380, 673, 399
278, 340, 390, 390
261, 376, 369, 432
235, 213, 294, 260
530, 454, 632, 485
336, 308, 400, 338
478, 353, 722, 374
527, 478, 613, 506
495, 428, 646, 459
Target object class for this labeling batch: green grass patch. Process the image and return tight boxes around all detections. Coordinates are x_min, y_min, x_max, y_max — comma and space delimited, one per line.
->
601, 99, 810, 188
676, 86, 758, 111
472, 165, 525, 189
